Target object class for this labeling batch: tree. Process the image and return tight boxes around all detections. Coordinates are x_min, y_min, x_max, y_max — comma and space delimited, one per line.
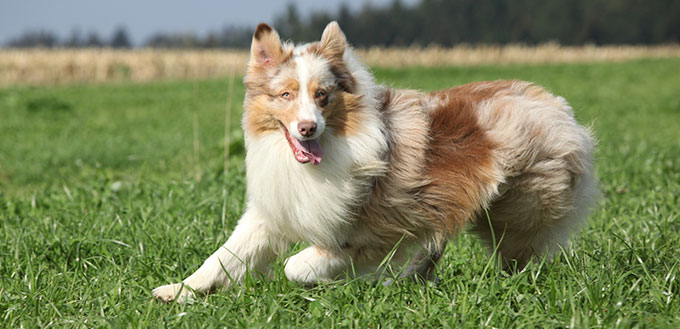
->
110, 26, 132, 48
275, 3, 302, 40
85, 32, 104, 47
65, 28, 84, 48
6, 30, 58, 48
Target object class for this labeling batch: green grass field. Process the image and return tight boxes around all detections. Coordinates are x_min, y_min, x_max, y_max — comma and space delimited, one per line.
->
1, 59, 679, 328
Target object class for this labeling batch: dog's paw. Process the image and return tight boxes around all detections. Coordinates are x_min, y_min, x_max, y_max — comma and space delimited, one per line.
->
152, 283, 195, 303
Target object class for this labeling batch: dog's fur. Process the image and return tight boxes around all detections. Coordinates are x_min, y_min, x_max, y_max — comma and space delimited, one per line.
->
153, 22, 597, 302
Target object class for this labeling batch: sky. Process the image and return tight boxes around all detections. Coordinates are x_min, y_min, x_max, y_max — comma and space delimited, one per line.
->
0, 0, 418, 46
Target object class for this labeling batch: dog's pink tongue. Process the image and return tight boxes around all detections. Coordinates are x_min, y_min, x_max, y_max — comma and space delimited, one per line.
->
299, 139, 323, 165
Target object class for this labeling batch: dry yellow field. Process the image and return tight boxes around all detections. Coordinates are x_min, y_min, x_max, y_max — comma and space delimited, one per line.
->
2, 44, 679, 86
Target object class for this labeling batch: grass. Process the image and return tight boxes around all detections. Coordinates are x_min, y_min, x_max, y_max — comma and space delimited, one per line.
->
1, 58, 679, 328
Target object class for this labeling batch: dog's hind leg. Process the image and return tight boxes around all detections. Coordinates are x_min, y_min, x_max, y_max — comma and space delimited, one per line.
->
473, 159, 597, 272
152, 207, 287, 302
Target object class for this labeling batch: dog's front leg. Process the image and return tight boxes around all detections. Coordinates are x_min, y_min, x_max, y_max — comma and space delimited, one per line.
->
284, 246, 350, 286
152, 207, 286, 302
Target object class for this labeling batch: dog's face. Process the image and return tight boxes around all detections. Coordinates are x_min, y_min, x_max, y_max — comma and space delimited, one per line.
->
243, 22, 359, 165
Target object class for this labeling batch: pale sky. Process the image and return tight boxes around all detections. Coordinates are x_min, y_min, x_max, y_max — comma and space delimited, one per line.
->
0, 0, 418, 45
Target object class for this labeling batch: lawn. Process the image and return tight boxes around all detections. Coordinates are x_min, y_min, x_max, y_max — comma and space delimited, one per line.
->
1, 59, 679, 328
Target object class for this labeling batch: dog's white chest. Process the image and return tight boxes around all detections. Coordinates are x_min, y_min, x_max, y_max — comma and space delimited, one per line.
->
244, 134, 362, 248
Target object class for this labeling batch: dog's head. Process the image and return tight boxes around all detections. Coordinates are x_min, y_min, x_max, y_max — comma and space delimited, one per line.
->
243, 22, 359, 165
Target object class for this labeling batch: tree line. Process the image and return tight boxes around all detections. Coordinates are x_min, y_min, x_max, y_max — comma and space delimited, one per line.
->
278, 0, 680, 46
7, 27, 135, 48
6, 0, 680, 48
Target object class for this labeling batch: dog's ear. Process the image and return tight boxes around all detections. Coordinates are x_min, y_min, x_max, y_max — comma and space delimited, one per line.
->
249, 23, 284, 69
319, 21, 346, 61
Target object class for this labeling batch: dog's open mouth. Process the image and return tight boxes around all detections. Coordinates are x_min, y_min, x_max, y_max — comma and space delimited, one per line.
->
280, 123, 323, 165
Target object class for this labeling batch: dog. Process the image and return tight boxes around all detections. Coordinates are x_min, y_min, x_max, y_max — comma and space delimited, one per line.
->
153, 21, 597, 302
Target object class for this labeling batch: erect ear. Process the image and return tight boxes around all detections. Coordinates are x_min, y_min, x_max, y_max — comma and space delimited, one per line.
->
249, 23, 284, 69
319, 21, 346, 61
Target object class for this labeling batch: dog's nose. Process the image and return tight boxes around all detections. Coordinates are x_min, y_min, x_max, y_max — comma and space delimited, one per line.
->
298, 121, 317, 137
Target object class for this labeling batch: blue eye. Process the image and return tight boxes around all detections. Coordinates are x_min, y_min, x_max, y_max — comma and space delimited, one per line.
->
281, 92, 291, 99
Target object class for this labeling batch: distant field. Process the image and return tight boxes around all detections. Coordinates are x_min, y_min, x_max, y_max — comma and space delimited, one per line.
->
1, 59, 679, 328
2, 44, 680, 86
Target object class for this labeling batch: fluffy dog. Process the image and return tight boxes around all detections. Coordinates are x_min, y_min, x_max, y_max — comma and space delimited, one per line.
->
153, 22, 597, 302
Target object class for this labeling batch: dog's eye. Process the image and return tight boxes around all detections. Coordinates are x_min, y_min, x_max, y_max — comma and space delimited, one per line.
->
281, 92, 291, 99
315, 90, 326, 98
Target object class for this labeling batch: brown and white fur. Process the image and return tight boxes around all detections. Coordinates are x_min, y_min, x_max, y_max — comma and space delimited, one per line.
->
153, 22, 597, 302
